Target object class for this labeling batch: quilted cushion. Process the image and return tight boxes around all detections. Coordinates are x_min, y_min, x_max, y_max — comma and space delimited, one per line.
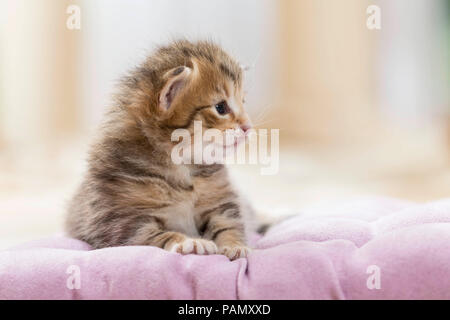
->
1, 197, 450, 299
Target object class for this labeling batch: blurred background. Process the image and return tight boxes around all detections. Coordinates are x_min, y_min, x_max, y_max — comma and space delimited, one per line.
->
0, 0, 449, 249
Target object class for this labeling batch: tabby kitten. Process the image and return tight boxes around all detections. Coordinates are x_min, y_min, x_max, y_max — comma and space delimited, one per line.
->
66, 40, 255, 260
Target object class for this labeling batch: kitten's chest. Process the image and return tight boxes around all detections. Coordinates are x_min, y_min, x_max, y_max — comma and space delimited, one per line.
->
163, 200, 199, 238
163, 167, 233, 237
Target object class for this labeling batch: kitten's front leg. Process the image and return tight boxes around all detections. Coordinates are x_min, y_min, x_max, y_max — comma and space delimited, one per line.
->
128, 223, 217, 255
200, 203, 251, 260
168, 237, 218, 255
214, 229, 251, 261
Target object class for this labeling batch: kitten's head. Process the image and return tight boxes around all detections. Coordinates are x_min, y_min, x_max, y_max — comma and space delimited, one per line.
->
125, 40, 252, 148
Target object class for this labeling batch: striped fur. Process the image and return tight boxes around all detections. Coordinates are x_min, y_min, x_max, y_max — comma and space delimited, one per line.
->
65, 40, 254, 260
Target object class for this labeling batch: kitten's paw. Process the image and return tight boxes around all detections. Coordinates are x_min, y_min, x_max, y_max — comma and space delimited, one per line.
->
219, 245, 251, 261
168, 238, 218, 255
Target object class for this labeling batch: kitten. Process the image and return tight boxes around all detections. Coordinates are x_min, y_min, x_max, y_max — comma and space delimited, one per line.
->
65, 40, 256, 260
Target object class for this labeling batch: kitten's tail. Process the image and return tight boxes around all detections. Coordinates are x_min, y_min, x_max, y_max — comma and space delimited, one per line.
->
254, 210, 295, 235
256, 222, 272, 235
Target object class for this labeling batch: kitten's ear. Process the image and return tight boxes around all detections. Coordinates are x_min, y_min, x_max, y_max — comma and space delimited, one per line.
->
158, 66, 192, 112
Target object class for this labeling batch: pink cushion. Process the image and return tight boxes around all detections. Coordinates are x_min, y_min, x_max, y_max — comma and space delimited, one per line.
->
1, 197, 450, 300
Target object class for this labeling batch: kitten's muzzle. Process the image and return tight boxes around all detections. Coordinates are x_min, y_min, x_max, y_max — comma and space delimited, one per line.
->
240, 124, 251, 135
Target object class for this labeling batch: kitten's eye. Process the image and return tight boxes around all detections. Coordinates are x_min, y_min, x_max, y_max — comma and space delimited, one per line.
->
215, 101, 230, 115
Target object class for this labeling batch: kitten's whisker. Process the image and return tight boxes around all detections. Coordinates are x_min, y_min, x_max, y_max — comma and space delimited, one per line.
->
258, 103, 274, 118
251, 49, 262, 70
243, 50, 262, 95
253, 117, 279, 127
252, 105, 273, 124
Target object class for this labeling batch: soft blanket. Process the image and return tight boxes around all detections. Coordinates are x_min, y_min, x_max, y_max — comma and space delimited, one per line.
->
1, 197, 450, 299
